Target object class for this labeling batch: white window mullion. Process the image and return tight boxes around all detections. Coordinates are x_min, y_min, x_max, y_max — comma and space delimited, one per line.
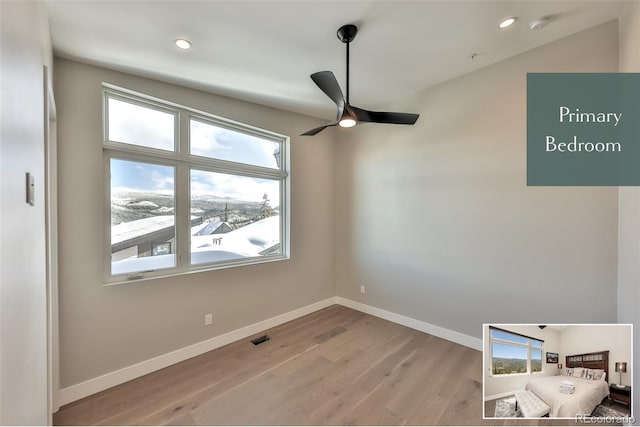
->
175, 162, 190, 271
176, 111, 191, 270
103, 155, 113, 282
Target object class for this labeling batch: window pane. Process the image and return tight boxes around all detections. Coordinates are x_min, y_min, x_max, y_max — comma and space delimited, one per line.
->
108, 97, 175, 151
531, 339, 544, 347
490, 329, 529, 345
190, 118, 280, 169
111, 159, 176, 275
531, 348, 543, 373
190, 169, 280, 265
492, 343, 527, 375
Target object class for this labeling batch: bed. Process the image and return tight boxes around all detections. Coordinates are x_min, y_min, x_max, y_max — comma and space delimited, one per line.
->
525, 350, 610, 417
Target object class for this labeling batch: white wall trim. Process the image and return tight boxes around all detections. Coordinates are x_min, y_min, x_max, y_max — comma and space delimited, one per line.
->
58, 297, 336, 406
335, 297, 483, 351
59, 296, 483, 406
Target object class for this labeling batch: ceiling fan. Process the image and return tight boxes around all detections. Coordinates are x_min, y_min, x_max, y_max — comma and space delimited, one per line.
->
301, 24, 420, 136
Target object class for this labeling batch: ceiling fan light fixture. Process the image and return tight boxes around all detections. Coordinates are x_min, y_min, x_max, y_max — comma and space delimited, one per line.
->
339, 117, 356, 128
174, 38, 192, 50
499, 17, 517, 28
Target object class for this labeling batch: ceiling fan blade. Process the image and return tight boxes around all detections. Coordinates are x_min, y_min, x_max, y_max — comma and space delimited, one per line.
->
301, 123, 336, 136
310, 71, 345, 110
350, 105, 419, 125
301, 100, 344, 136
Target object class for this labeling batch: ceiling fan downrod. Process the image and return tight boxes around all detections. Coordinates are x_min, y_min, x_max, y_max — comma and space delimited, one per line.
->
337, 24, 358, 105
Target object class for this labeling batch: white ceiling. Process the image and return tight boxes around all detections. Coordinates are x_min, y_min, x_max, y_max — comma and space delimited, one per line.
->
47, 1, 626, 120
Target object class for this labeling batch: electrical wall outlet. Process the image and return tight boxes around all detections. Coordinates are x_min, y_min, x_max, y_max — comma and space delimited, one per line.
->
204, 313, 213, 326
360, 285, 365, 294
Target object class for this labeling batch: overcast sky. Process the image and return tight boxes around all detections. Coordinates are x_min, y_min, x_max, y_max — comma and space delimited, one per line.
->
108, 97, 281, 205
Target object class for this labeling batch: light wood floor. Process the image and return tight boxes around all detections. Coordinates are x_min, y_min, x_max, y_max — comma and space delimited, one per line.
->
54, 305, 601, 426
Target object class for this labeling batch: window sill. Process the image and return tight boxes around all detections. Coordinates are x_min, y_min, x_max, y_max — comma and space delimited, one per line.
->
104, 254, 289, 286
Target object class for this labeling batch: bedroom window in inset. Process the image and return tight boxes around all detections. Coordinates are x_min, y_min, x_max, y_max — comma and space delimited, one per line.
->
103, 85, 289, 283
490, 327, 545, 376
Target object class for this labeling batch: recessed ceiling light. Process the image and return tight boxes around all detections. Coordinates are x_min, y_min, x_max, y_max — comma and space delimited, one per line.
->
499, 17, 517, 29
174, 38, 192, 50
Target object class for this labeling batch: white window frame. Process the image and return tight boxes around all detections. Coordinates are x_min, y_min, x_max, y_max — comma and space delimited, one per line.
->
489, 327, 544, 376
102, 84, 290, 284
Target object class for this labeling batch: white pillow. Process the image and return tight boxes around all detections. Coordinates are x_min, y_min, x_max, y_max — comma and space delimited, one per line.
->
572, 367, 584, 378
591, 369, 605, 380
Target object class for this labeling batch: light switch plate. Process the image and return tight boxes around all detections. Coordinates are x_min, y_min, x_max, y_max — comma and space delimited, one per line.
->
26, 173, 34, 206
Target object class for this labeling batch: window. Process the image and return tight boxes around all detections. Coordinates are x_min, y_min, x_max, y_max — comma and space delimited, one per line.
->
490, 327, 544, 376
104, 86, 289, 282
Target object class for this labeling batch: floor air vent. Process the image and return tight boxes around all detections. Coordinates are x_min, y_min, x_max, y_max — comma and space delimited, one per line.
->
251, 335, 271, 345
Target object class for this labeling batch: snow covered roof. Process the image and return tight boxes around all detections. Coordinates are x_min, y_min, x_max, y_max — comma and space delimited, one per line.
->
111, 216, 280, 275
194, 221, 231, 236
191, 216, 279, 259
112, 215, 176, 245
112, 215, 201, 251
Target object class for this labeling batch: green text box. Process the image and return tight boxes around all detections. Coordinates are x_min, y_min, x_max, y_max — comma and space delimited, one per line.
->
527, 73, 640, 186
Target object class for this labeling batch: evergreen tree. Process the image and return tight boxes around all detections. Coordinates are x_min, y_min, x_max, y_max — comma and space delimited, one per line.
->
261, 193, 273, 218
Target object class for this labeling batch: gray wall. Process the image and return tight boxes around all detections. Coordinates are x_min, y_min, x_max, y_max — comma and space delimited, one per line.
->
0, 0, 53, 424
617, 0, 640, 418
335, 21, 620, 339
55, 59, 336, 387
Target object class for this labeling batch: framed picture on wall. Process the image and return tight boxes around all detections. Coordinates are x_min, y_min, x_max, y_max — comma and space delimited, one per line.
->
546, 352, 559, 363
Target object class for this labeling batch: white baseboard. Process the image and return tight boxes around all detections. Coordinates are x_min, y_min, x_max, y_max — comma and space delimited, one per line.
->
335, 297, 483, 351
58, 296, 483, 406
57, 297, 337, 406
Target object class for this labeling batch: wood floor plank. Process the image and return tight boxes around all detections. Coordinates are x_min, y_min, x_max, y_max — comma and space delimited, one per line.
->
404, 391, 449, 425
435, 377, 484, 425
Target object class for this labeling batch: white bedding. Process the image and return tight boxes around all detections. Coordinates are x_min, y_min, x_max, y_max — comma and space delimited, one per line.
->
525, 375, 609, 417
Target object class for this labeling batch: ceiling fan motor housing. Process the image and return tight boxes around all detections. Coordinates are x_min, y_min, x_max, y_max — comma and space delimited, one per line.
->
337, 24, 358, 43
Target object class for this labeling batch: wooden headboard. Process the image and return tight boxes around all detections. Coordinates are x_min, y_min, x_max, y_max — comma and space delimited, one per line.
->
565, 350, 609, 381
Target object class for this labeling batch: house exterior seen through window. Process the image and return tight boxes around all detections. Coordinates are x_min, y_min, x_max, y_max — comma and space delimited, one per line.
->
104, 85, 289, 283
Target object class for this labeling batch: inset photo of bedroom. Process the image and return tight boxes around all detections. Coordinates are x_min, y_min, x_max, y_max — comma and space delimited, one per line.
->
483, 323, 633, 423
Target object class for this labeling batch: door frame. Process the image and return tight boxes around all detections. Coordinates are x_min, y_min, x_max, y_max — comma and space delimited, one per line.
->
43, 65, 59, 419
